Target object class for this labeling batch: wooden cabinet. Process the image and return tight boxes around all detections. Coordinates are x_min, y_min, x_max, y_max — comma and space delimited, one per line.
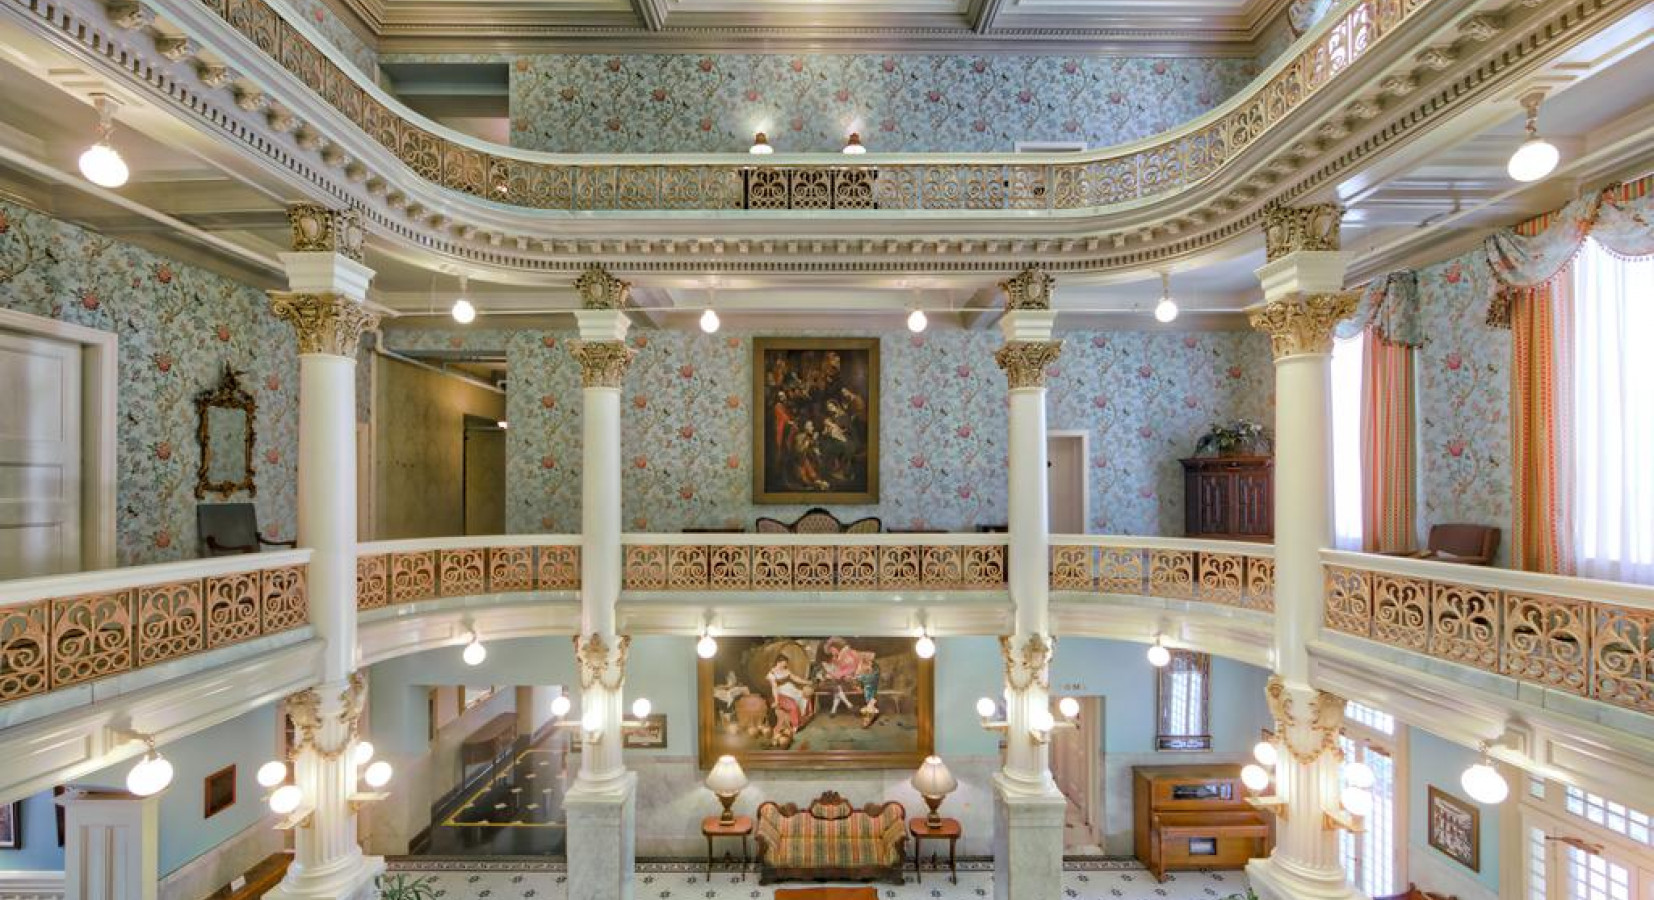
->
1180, 456, 1274, 540
1133, 765, 1272, 882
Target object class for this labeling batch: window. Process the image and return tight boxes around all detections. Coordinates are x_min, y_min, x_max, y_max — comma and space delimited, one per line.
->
1565, 787, 1653, 847
1331, 332, 1366, 551
1155, 650, 1211, 751
1339, 704, 1400, 897
1567, 845, 1632, 900
1344, 700, 1396, 735
1530, 826, 1550, 900
1569, 239, 1654, 583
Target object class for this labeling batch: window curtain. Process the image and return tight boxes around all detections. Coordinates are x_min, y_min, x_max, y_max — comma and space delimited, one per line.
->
1331, 333, 1365, 551
1337, 272, 1421, 553
1509, 276, 1574, 574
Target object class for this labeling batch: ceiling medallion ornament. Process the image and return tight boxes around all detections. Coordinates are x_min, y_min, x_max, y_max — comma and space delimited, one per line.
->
1000, 633, 1054, 692
1261, 201, 1344, 261
1249, 292, 1359, 359
1263, 675, 1346, 764
269, 292, 380, 357
568, 340, 638, 389
1000, 266, 1055, 310
574, 264, 631, 310
286, 203, 365, 261
575, 633, 631, 691
994, 340, 1064, 390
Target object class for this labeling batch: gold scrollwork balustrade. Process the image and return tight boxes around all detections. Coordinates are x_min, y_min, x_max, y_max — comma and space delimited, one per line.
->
355, 545, 582, 609
620, 543, 1005, 591
1049, 544, 1275, 612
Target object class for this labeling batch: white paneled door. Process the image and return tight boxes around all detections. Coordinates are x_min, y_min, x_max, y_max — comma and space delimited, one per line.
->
0, 329, 82, 578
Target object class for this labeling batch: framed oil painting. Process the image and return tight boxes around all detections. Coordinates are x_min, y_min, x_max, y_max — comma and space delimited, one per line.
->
699, 636, 932, 770
1427, 786, 1480, 872
204, 765, 237, 819
623, 714, 667, 749
752, 338, 879, 504
0, 800, 19, 849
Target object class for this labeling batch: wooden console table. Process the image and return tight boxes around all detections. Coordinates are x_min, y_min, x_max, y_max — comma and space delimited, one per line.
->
702, 814, 753, 880
907, 816, 960, 884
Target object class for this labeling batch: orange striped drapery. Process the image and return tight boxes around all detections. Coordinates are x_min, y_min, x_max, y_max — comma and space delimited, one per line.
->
1509, 277, 1574, 574
1360, 328, 1417, 553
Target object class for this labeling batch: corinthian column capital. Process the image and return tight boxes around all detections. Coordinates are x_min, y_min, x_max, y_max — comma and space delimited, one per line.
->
994, 340, 1063, 389
1261, 201, 1344, 260
1000, 266, 1055, 310
1248, 292, 1358, 359
575, 633, 631, 690
1000, 633, 1054, 692
568, 340, 637, 388
575, 264, 631, 310
1265, 675, 1346, 764
270, 291, 378, 357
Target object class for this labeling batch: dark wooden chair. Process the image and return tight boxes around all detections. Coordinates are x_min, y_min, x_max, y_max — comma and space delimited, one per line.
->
197, 503, 296, 557
1375, 883, 1457, 900
1384, 524, 1501, 566
755, 507, 881, 535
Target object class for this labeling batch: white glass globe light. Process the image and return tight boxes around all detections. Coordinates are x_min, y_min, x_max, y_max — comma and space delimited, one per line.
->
581, 707, 604, 734
696, 633, 718, 659
700, 308, 721, 334
79, 143, 129, 189
1341, 785, 1375, 818
842, 133, 867, 155
907, 309, 928, 333
1154, 296, 1180, 323
269, 784, 304, 815
1461, 762, 1509, 805
1252, 740, 1279, 769
749, 132, 774, 155
1029, 707, 1056, 734
1507, 136, 1559, 183
550, 694, 572, 718
1057, 696, 1080, 720
914, 634, 936, 659
631, 697, 652, 720
462, 638, 487, 666
1240, 764, 1271, 792
256, 760, 288, 788
450, 298, 476, 324
976, 696, 997, 719
126, 753, 173, 797
363, 760, 393, 789
1344, 761, 1376, 791
353, 742, 375, 766
1146, 643, 1171, 667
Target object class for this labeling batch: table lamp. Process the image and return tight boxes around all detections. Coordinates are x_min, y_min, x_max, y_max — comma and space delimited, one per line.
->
911, 755, 958, 827
705, 754, 749, 825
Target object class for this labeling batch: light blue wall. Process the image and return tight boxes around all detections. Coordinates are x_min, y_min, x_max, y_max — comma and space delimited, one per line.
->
0, 703, 279, 877
1409, 728, 1501, 893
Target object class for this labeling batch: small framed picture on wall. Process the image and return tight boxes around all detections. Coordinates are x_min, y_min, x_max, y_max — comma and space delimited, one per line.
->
1427, 785, 1480, 872
204, 765, 237, 819
0, 800, 20, 849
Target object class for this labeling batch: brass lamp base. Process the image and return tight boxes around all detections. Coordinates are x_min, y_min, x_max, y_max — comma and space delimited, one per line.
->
922, 794, 945, 828
717, 792, 738, 825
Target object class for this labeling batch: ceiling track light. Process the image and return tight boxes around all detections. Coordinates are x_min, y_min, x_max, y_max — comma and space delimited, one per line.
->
1153, 271, 1180, 323
79, 93, 130, 189
1508, 90, 1559, 183
451, 274, 476, 324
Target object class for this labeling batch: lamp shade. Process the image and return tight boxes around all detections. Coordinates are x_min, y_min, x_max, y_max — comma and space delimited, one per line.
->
706, 755, 749, 795
911, 755, 957, 798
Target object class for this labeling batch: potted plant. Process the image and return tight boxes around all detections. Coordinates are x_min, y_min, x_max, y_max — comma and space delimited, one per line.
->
1195, 419, 1271, 457
377, 873, 439, 900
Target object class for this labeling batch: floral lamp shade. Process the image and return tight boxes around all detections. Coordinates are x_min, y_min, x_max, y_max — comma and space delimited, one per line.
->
911, 755, 957, 826
706, 755, 749, 824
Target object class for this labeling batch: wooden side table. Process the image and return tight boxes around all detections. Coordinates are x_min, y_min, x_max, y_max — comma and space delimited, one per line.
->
701, 815, 753, 880
908, 816, 961, 884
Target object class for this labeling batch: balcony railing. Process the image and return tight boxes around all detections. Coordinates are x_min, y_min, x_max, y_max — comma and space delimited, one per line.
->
355, 536, 582, 609
0, 551, 311, 706
621, 533, 1007, 592
1322, 550, 1654, 717
1051, 536, 1275, 612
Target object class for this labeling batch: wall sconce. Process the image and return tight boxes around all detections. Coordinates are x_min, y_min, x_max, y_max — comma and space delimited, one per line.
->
263, 773, 314, 830
348, 742, 393, 812
1239, 735, 1372, 832
549, 695, 653, 744
696, 613, 718, 660
1241, 736, 1288, 820
118, 732, 174, 798
975, 695, 1079, 743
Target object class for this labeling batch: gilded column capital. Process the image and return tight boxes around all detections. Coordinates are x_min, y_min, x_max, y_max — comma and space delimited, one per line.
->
270, 292, 378, 357
1000, 266, 1055, 310
1000, 633, 1054, 692
286, 203, 364, 261
1261, 201, 1344, 260
1264, 675, 1346, 764
575, 264, 631, 310
1248, 292, 1358, 359
568, 340, 637, 388
575, 633, 631, 690
994, 340, 1063, 389
284, 673, 366, 758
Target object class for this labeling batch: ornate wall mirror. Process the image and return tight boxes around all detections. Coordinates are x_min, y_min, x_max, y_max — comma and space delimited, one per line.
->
195, 363, 258, 499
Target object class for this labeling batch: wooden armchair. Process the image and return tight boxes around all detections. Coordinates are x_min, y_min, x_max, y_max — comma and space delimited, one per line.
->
1385, 524, 1501, 566
197, 503, 296, 557
755, 507, 882, 535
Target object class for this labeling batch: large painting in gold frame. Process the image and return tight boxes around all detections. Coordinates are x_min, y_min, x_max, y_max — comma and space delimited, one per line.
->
752, 338, 879, 504
698, 636, 932, 770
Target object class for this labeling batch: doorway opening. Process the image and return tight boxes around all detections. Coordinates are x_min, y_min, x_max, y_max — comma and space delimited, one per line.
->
1051, 695, 1105, 854
1047, 431, 1089, 533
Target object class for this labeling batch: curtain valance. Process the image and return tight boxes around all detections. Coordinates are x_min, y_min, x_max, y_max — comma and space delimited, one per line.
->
1483, 184, 1654, 327
1337, 270, 1422, 346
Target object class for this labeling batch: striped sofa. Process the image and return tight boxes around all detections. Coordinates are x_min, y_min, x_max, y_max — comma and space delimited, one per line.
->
754, 791, 907, 885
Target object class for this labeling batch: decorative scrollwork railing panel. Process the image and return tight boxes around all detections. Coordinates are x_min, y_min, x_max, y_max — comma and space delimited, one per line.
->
620, 539, 1006, 592
1050, 541, 1275, 612
355, 541, 583, 609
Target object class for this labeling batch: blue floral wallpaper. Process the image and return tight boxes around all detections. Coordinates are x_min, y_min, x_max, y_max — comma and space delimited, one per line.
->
273, 0, 377, 77
383, 326, 1274, 535
505, 54, 1258, 154
0, 200, 299, 567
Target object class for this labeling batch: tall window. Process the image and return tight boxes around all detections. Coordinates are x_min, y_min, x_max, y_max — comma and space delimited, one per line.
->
1331, 332, 1366, 550
1339, 699, 1400, 896
1569, 239, 1654, 583
1155, 650, 1211, 751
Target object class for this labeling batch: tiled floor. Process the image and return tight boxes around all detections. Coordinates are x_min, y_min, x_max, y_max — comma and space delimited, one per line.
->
384, 859, 1251, 899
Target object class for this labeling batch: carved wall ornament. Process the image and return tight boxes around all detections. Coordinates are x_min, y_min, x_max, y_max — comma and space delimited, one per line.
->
1000, 632, 1054, 692
575, 264, 631, 310
285, 687, 322, 754
106, 1, 149, 30
285, 203, 364, 261
994, 340, 1063, 390
568, 340, 637, 389
575, 633, 631, 691
1261, 201, 1344, 260
1000, 267, 1055, 310
153, 35, 192, 62
269, 292, 379, 357
1264, 675, 1347, 764
283, 672, 366, 759
1249, 292, 1359, 358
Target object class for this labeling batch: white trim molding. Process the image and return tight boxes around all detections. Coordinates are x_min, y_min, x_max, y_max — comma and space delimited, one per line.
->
0, 871, 66, 900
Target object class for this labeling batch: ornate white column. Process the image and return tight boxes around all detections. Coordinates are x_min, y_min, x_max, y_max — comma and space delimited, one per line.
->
564, 265, 638, 900
266, 204, 383, 900
58, 789, 159, 900
990, 267, 1067, 900
1243, 203, 1362, 900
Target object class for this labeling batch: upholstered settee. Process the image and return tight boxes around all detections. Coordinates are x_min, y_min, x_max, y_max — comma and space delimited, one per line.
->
754, 791, 907, 885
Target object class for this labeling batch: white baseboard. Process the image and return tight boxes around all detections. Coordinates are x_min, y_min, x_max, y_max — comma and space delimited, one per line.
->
0, 870, 66, 900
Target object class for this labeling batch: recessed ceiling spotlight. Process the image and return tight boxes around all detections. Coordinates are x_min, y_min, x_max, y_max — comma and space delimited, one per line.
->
1507, 91, 1559, 183
749, 131, 774, 155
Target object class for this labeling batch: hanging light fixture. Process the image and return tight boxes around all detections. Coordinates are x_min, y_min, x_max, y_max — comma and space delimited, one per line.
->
906, 309, 928, 333
1507, 91, 1560, 183
700, 308, 721, 334
462, 630, 487, 666
914, 628, 936, 660
124, 738, 174, 797
1153, 271, 1180, 323
451, 274, 476, 324
1146, 635, 1171, 667
842, 132, 867, 155
79, 94, 130, 189
749, 131, 774, 155
1460, 743, 1509, 805
696, 630, 718, 659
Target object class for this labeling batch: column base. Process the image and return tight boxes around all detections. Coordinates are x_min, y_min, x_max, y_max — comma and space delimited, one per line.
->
991, 773, 1066, 900
265, 848, 384, 900
1246, 855, 1363, 900
565, 770, 638, 900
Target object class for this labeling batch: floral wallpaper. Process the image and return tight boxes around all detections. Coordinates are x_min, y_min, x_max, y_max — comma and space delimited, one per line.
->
0, 201, 299, 567
505, 54, 1258, 154
271, 0, 377, 78
382, 326, 1274, 535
